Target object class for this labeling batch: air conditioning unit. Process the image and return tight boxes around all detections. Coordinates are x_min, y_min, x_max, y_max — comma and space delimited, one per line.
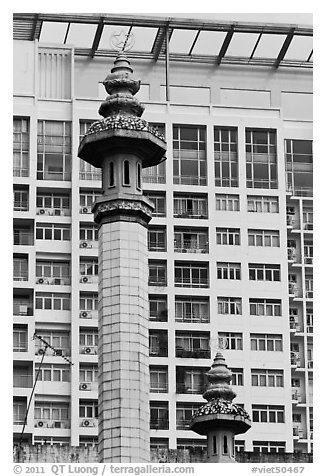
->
80, 276, 91, 283
80, 207, 91, 214
82, 419, 95, 427
80, 241, 92, 249
37, 348, 46, 355
82, 346, 97, 355
37, 208, 50, 216
79, 382, 91, 391
19, 305, 28, 315
80, 311, 92, 319
36, 277, 49, 285
35, 419, 48, 428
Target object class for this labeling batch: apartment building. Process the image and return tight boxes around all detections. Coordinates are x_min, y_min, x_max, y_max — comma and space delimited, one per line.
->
13, 14, 313, 456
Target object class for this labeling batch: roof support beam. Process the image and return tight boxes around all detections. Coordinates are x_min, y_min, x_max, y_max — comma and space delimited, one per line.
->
165, 25, 170, 102
188, 29, 201, 56
274, 28, 295, 68
152, 27, 166, 61
90, 19, 104, 58
30, 14, 39, 40
307, 49, 313, 62
216, 26, 234, 65
249, 32, 262, 60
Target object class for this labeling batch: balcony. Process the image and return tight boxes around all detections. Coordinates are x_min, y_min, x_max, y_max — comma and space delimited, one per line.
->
143, 174, 166, 184
176, 419, 191, 430
174, 241, 209, 254
291, 355, 304, 368
247, 178, 278, 189
175, 313, 209, 324
149, 345, 168, 358
149, 243, 166, 252
293, 427, 307, 439
287, 186, 313, 197
176, 383, 205, 395
79, 345, 98, 355
13, 167, 29, 177
174, 208, 208, 219
79, 240, 98, 250
176, 348, 210, 359
79, 171, 101, 181
79, 381, 97, 392
291, 391, 305, 403
173, 176, 207, 186
289, 321, 304, 333
35, 347, 70, 357
288, 284, 302, 298
34, 419, 70, 429
79, 418, 98, 428
14, 200, 29, 212
303, 222, 313, 231
150, 382, 168, 393
148, 277, 167, 287
175, 277, 209, 288
36, 276, 71, 285
37, 171, 71, 181
79, 310, 98, 320
150, 419, 169, 430
80, 275, 98, 284
287, 249, 299, 263
13, 232, 34, 246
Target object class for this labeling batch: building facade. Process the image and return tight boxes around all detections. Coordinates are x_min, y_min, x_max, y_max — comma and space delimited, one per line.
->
13, 14, 313, 457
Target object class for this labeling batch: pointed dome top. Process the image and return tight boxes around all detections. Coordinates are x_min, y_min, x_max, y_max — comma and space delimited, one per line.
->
203, 351, 236, 402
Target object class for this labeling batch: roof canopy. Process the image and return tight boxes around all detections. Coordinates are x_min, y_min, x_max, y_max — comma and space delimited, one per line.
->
13, 13, 312, 69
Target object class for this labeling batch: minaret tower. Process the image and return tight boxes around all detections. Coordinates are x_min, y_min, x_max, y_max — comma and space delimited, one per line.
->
190, 352, 251, 463
78, 52, 166, 462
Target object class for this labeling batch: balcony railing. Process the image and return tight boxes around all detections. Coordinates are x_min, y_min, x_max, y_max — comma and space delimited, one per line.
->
13, 304, 33, 316
34, 419, 70, 429
303, 222, 313, 231
287, 186, 313, 197
13, 344, 28, 352
175, 278, 209, 288
291, 391, 304, 403
149, 243, 166, 252
13, 374, 33, 388
14, 201, 29, 211
13, 232, 34, 246
36, 207, 71, 217
149, 346, 168, 357
13, 167, 29, 177
152, 207, 166, 217
246, 178, 278, 189
150, 383, 168, 393
175, 313, 209, 324
289, 321, 304, 333
176, 419, 191, 430
35, 347, 71, 357
176, 348, 210, 359
173, 176, 207, 186
293, 427, 307, 439
288, 284, 302, 297
38, 171, 71, 181
286, 217, 300, 229
79, 171, 101, 181
174, 208, 208, 219
143, 175, 166, 184
148, 278, 167, 287
287, 249, 298, 262
13, 272, 29, 282
36, 276, 71, 285
174, 241, 209, 254
176, 383, 204, 394
149, 310, 168, 322
150, 419, 169, 430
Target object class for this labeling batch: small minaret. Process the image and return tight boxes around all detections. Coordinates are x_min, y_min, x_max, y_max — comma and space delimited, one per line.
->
190, 352, 251, 463
78, 52, 166, 462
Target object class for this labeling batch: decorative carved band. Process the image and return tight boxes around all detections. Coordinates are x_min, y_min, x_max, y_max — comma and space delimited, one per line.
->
93, 198, 153, 227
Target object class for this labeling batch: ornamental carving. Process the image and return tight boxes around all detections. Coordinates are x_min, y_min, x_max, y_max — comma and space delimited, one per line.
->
95, 199, 153, 218
192, 399, 251, 420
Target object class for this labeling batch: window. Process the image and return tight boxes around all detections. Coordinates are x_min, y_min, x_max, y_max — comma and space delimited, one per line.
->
144, 192, 166, 217
231, 368, 244, 386
13, 399, 27, 425
13, 256, 28, 281
175, 262, 209, 288
217, 297, 242, 315
218, 332, 243, 350
252, 405, 285, 423
305, 275, 313, 299
285, 139, 313, 196
14, 225, 34, 246
80, 293, 98, 312
80, 191, 101, 212
215, 193, 240, 211
36, 223, 71, 241
35, 331, 70, 355
150, 366, 168, 393
137, 162, 142, 189
248, 229, 280, 247
253, 441, 285, 454
248, 264, 280, 281
13, 295, 33, 316
79, 401, 98, 419
123, 160, 130, 185
149, 295, 168, 322
175, 332, 210, 358
37, 365, 70, 382
177, 439, 207, 452
35, 402, 70, 426
216, 228, 240, 245
149, 330, 168, 357
176, 367, 207, 394
150, 402, 169, 430
13, 117, 29, 177
148, 227, 166, 252
143, 123, 166, 184
80, 258, 98, 277
13, 187, 29, 211
36, 192, 70, 215
250, 334, 283, 351
150, 439, 169, 450
109, 161, 115, 187
37, 120, 71, 181
36, 260, 71, 285
249, 299, 282, 316
303, 206, 313, 229
217, 262, 241, 280
79, 365, 98, 384
13, 326, 28, 352
246, 129, 277, 189
304, 240, 313, 265
35, 292, 71, 311
173, 125, 206, 185
80, 330, 98, 350
247, 195, 279, 213
174, 228, 208, 253
148, 261, 167, 286
173, 194, 208, 219
79, 224, 98, 243
176, 403, 201, 430
214, 127, 238, 187
175, 297, 209, 323
79, 121, 101, 180
251, 369, 284, 387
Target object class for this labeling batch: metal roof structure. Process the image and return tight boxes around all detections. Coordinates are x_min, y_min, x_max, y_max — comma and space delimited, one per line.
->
13, 13, 313, 69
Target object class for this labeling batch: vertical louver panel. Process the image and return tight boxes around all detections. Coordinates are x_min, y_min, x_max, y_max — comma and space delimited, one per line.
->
38, 49, 71, 99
